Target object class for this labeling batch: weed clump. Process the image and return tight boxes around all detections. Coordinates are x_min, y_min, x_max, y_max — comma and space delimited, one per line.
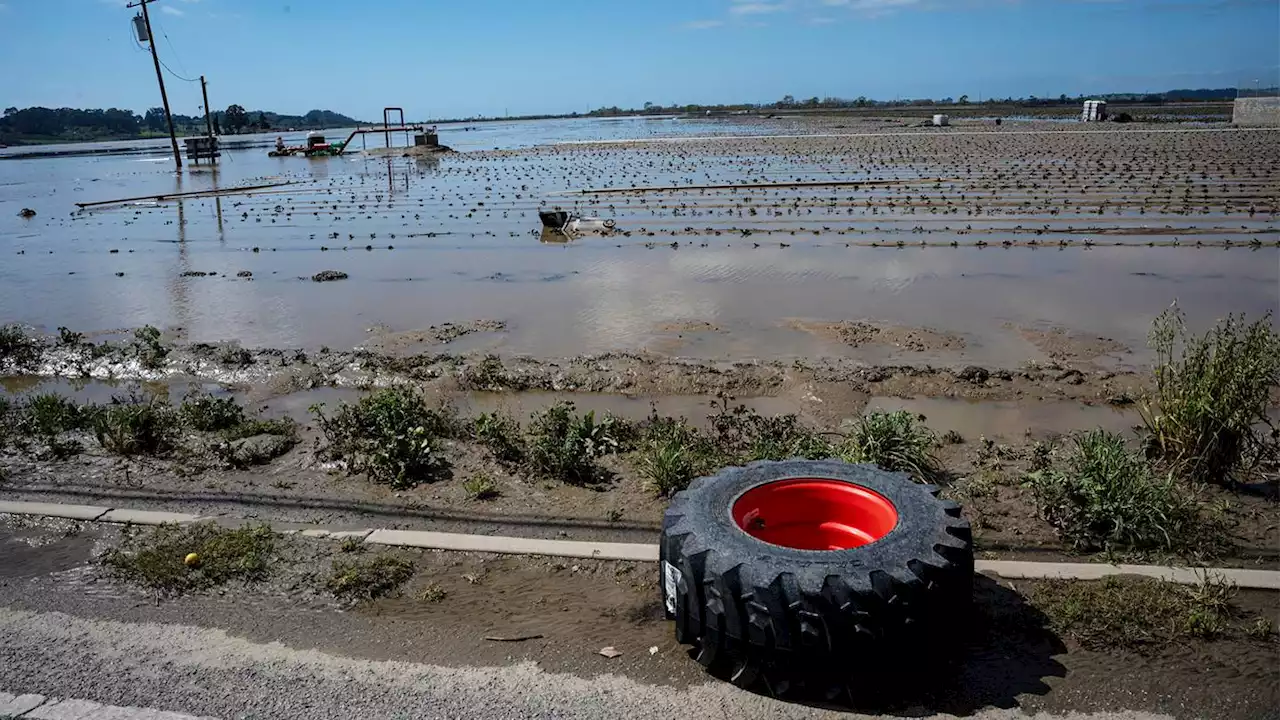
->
326, 555, 415, 602
471, 411, 525, 465
1025, 429, 1226, 555
1141, 305, 1280, 486
19, 393, 91, 459
180, 393, 245, 432
311, 386, 455, 488
837, 410, 943, 483
0, 324, 44, 370
1033, 575, 1252, 652
132, 325, 168, 370
525, 401, 625, 485
101, 523, 275, 596
636, 416, 716, 497
707, 400, 834, 462
462, 473, 500, 500
93, 395, 182, 457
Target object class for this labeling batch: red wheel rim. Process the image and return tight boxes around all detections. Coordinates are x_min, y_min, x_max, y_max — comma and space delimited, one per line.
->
732, 478, 899, 551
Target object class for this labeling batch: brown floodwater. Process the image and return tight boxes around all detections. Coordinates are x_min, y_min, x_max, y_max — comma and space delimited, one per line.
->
866, 396, 1138, 441
3, 120, 1275, 366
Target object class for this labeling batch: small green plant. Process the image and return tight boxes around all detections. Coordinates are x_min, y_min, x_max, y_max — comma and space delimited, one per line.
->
1033, 575, 1248, 652
0, 324, 43, 369
942, 429, 965, 444
132, 325, 169, 370
325, 555, 415, 602
462, 473, 500, 500
181, 393, 246, 432
311, 386, 454, 488
525, 402, 624, 485
220, 417, 298, 442
93, 395, 181, 457
707, 400, 833, 463
21, 393, 89, 436
101, 523, 275, 596
218, 346, 254, 367
472, 411, 525, 465
56, 327, 85, 347
1025, 429, 1224, 555
1140, 305, 1280, 486
635, 416, 715, 497
837, 410, 943, 483
418, 583, 448, 603
339, 537, 364, 553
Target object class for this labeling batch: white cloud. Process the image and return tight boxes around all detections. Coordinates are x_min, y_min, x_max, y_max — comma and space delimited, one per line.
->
729, 1, 788, 15
682, 19, 726, 29
160, 5, 183, 15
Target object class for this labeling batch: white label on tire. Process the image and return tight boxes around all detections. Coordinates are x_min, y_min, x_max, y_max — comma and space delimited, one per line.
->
662, 560, 682, 614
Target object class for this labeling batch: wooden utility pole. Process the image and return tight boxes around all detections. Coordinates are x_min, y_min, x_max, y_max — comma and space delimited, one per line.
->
200, 75, 213, 138
128, 0, 182, 170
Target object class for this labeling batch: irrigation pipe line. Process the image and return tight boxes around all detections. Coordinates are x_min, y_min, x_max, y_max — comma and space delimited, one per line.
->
74, 181, 303, 209
1, 500, 1276, 590
557, 178, 956, 196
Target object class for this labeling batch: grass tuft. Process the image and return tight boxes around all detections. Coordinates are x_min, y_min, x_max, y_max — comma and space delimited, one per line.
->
1025, 429, 1227, 555
132, 325, 169, 370
180, 392, 246, 432
837, 410, 943, 482
101, 522, 275, 596
1032, 575, 1252, 652
1140, 305, 1280, 485
635, 415, 716, 497
93, 394, 182, 457
471, 411, 525, 465
311, 386, 454, 488
326, 555, 415, 602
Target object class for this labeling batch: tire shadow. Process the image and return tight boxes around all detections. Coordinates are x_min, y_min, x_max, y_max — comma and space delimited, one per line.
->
736, 574, 1068, 716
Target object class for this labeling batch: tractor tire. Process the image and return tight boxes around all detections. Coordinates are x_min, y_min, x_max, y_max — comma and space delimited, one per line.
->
660, 460, 972, 689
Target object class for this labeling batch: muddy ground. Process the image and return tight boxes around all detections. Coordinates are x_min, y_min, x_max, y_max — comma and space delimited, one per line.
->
1, 514, 1276, 719
1, 335, 1277, 565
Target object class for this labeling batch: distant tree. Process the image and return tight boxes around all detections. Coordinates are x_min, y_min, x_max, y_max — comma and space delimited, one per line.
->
958, 94, 969, 105
1059, 94, 1069, 104
643, 101, 654, 112
256, 112, 270, 130
855, 96, 868, 107
224, 104, 247, 133
3, 107, 17, 117
143, 107, 166, 132
212, 116, 222, 135
778, 95, 796, 107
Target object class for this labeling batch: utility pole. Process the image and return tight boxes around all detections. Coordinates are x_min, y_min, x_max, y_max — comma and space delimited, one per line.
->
200, 75, 213, 138
129, 0, 182, 170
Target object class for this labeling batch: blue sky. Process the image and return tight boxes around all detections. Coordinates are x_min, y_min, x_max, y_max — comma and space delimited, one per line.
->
1, 0, 1277, 120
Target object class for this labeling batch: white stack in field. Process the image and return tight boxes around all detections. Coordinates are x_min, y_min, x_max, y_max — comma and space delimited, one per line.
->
932, 114, 950, 126
1081, 100, 1108, 122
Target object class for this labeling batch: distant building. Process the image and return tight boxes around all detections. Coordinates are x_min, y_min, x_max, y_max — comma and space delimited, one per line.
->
932, 114, 950, 127
1081, 100, 1108, 122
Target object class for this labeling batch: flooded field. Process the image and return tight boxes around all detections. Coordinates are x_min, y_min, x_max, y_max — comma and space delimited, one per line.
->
2, 117, 1277, 365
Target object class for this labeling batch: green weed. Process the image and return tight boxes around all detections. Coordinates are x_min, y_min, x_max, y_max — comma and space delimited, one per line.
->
101, 522, 275, 597
93, 395, 181, 457
525, 401, 624, 485
471, 411, 525, 465
462, 473, 500, 500
180, 393, 246, 432
1032, 575, 1248, 652
837, 410, 943, 482
1140, 305, 1280, 485
0, 324, 43, 369
326, 555, 415, 602
707, 400, 834, 462
1025, 429, 1226, 555
311, 386, 454, 488
132, 325, 168, 370
635, 416, 716, 497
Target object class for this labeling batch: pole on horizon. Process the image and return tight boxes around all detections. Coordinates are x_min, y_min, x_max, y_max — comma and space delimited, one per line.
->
129, 0, 182, 170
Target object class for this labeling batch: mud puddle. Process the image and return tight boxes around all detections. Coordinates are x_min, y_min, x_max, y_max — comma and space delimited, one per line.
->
867, 396, 1138, 440
0, 517, 98, 580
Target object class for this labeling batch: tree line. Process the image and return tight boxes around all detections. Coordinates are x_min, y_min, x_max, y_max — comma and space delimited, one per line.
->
1, 105, 360, 145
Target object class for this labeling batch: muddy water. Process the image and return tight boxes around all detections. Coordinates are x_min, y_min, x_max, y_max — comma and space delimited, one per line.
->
3, 121, 1275, 365
867, 396, 1138, 440
0, 375, 229, 403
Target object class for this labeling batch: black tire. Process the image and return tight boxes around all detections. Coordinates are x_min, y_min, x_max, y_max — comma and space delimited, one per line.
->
660, 460, 972, 689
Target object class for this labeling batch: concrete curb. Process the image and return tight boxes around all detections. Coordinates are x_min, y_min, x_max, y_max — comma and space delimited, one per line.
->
2, 500, 1277, 590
